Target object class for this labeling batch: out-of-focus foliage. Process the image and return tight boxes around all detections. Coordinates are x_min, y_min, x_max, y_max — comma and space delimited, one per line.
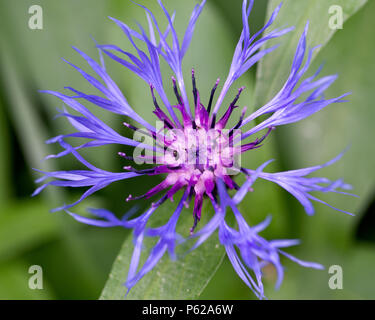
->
99, 201, 225, 300
0, 0, 373, 299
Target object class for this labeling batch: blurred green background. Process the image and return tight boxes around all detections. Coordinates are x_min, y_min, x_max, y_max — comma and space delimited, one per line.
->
0, 0, 374, 299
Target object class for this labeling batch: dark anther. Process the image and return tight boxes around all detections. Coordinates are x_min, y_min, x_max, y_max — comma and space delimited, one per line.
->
163, 120, 174, 130
232, 180, 240, 190
207, 78, 220, 115
152, 194, 168, 207
124, 167, 157, 175
171, 76, 183, 105
118, 152, 134, 161
256, 126, 274, 145
123, 122, 139, 132
240, 167, 250, 174
212, 189, 218, 204
190, 214, 199, 235
230, 86, 245, 108
150, 85, 174, 130
123, 122, 153, 138
167, 164, 182, 171
233, 106, 247, 130
229, 106, 247, 137
210, 113, 216, 128
186, 187, 194, 206
192, 69, 198, 106
150, 84, 161, 110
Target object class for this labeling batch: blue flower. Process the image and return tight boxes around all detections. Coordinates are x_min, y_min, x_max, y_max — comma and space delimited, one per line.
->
33, 0, 354, 299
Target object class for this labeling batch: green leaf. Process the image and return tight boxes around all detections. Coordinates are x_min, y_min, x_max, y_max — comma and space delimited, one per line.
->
272, 0, 375, 248
253, 0, 375, 299
278, 0, 375, 242
255, 0, 367, 107
100, 200, 225, 300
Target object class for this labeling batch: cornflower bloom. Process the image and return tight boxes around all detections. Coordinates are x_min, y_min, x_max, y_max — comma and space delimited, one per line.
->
33, 0, 355, 299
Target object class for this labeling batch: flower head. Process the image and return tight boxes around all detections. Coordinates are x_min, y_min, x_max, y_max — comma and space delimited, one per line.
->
34, 0, 354, 299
